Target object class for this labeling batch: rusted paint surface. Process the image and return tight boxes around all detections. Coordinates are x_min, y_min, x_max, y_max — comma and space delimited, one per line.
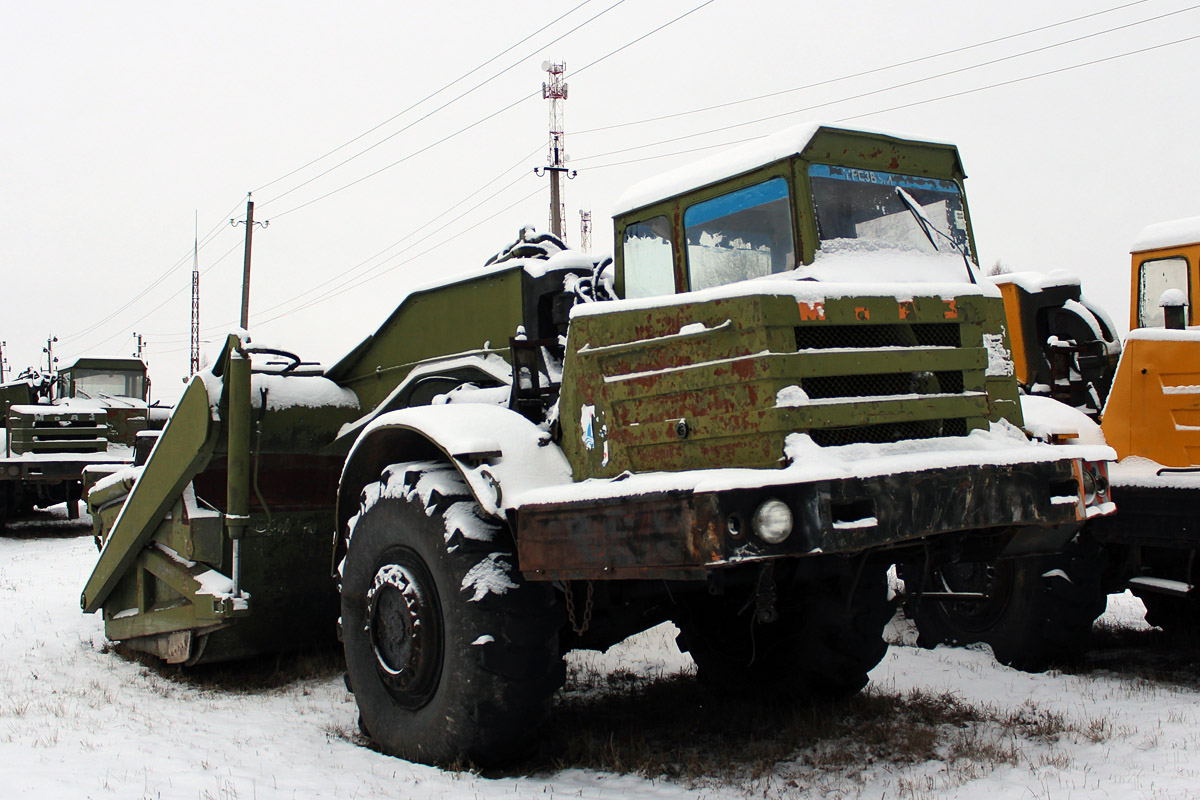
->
516, 460, 1093, 582
517, 492, 722, 580
559, 291, 1006, 480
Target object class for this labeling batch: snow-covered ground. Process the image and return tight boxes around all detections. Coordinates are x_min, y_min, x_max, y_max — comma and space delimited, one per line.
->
4, 512, 1200, 799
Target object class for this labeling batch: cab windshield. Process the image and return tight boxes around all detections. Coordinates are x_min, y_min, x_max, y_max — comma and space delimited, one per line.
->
70, 369, 146, 399
809, 164, 968, 257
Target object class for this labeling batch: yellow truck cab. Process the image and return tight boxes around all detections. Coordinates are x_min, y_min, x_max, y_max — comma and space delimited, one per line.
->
1077, 215, 1200, 632
1102, 216, 1200, 466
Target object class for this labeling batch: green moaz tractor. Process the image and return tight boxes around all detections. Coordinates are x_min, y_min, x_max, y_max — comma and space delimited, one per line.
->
82, 124, 1116, 766
2, 356, 160, 529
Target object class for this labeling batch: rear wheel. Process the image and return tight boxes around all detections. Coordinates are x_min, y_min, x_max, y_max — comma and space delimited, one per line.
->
340, 461, 564, 767
902, 538, 1106, 671
675, 558, 892, 699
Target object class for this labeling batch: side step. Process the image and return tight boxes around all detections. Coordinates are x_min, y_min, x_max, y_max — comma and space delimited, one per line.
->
1128, 576, 1194, 598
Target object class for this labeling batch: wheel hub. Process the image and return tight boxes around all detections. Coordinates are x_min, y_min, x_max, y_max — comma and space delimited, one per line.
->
936, 561, 1013, 632
365, 559, 442, 707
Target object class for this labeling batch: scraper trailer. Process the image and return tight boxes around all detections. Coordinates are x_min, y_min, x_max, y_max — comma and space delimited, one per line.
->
82, 125, 1112, 767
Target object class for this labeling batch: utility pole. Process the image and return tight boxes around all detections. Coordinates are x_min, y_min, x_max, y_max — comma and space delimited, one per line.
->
43, 335, 58, 374
534, 61, 575, 241
231, 194, 268, 331
579, 209, 592, 252
0, 340, 8, 383
191, 211, 201, 375
132, 332, 145, 360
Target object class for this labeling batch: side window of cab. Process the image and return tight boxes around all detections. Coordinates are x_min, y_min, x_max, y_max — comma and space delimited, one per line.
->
1138, 256, 1190, 328
683, 177, 795, 291
622, 216, 676, 299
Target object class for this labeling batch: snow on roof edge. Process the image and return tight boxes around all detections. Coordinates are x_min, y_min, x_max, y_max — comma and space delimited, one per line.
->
612, 121, 958, 217
1131, 215, 1200, 253
988, 269, 1081, 293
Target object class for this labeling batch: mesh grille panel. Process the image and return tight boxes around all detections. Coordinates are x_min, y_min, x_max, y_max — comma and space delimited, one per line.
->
787, 320, 973, 446
795, 323, 960, 350
809, 418, 968, 447
804, 371, 964, 400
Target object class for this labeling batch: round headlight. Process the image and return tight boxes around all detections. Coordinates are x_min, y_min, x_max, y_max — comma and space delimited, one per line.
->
753, 499, 793, 544
1081, 470, 1097, 505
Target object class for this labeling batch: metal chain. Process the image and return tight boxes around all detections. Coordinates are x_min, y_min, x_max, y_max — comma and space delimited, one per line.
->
565, 580, 594, 635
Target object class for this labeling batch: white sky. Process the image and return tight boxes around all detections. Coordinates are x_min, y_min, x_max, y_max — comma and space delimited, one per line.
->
3, 0, 1198, 400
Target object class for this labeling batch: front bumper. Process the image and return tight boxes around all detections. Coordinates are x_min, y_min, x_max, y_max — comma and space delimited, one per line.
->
515, 458, 1112, 581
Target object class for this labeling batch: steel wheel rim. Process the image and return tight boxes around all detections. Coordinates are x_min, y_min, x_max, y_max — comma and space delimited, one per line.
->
935, 560, 1014, 634
365, 548, 444, 709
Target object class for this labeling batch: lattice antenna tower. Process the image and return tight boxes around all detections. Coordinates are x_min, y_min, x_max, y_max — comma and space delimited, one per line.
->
190, 212, 201, 375
535, 61, 575, 241
579, 210, 592, 252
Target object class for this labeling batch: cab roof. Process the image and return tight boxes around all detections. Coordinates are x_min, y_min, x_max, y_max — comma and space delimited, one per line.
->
613, 122, 964, 218
1131, 216, 1200, 253
63, 357, 147, 373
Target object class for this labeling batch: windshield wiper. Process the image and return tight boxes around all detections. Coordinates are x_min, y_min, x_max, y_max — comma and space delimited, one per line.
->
895, 187, 976, 285
96, 391, 137, 407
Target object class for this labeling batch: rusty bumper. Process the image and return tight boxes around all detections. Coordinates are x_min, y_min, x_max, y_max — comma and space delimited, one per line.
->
514, 458, 1109, 581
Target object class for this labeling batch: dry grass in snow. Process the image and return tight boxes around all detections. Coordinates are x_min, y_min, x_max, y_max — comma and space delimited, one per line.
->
4, 512, 1200, 798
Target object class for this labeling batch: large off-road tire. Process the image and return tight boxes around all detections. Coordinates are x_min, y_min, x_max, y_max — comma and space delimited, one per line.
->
902, 539, 1106, 671
1135, 592, 1200, 636
340, 461, 564, 767
675, 558, 892, 699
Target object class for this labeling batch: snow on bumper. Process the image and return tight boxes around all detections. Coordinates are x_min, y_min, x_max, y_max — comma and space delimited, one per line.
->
513, 445, 1113, 582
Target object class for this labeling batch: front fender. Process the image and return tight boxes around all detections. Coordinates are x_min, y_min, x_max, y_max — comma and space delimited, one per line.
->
336, 404, 572, 546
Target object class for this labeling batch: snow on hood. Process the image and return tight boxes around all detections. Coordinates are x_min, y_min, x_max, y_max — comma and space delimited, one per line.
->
1019, 395, 1106, 446
56, 396, 147, 412
802, 242, 992, 291
524, 248, 597, 278
510, 420, 1113, 508
574, 257, 996, 321
1110, 455, 1200, 489
1131, 215, 1200, 252
248, 373, 358, 412
989, 269, 1081, 294
199, 369, 359, 412
1125, 327, 1200, 343
88, 465, 144, 498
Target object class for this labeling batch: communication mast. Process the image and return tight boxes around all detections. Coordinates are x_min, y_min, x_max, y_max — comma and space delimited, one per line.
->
580, 209, 592, 252
190, 212, 201, 375
535, 61, 576, 241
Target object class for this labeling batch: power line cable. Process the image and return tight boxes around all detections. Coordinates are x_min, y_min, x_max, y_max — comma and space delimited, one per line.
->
255, 183, 547, 329
253, 0, 600, 196
573, 3, 1200, 164
248, 145, 543, 321
574, 0, 1156, 137
837, 31, 1200, 122
266, 0, 720, 220
581, 29, 1200, 172
58, 198, 245, 347
74, 239, 244, 354
206, 168, 540, 334
259, 0, 634, 212
151, 149, 544, 344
